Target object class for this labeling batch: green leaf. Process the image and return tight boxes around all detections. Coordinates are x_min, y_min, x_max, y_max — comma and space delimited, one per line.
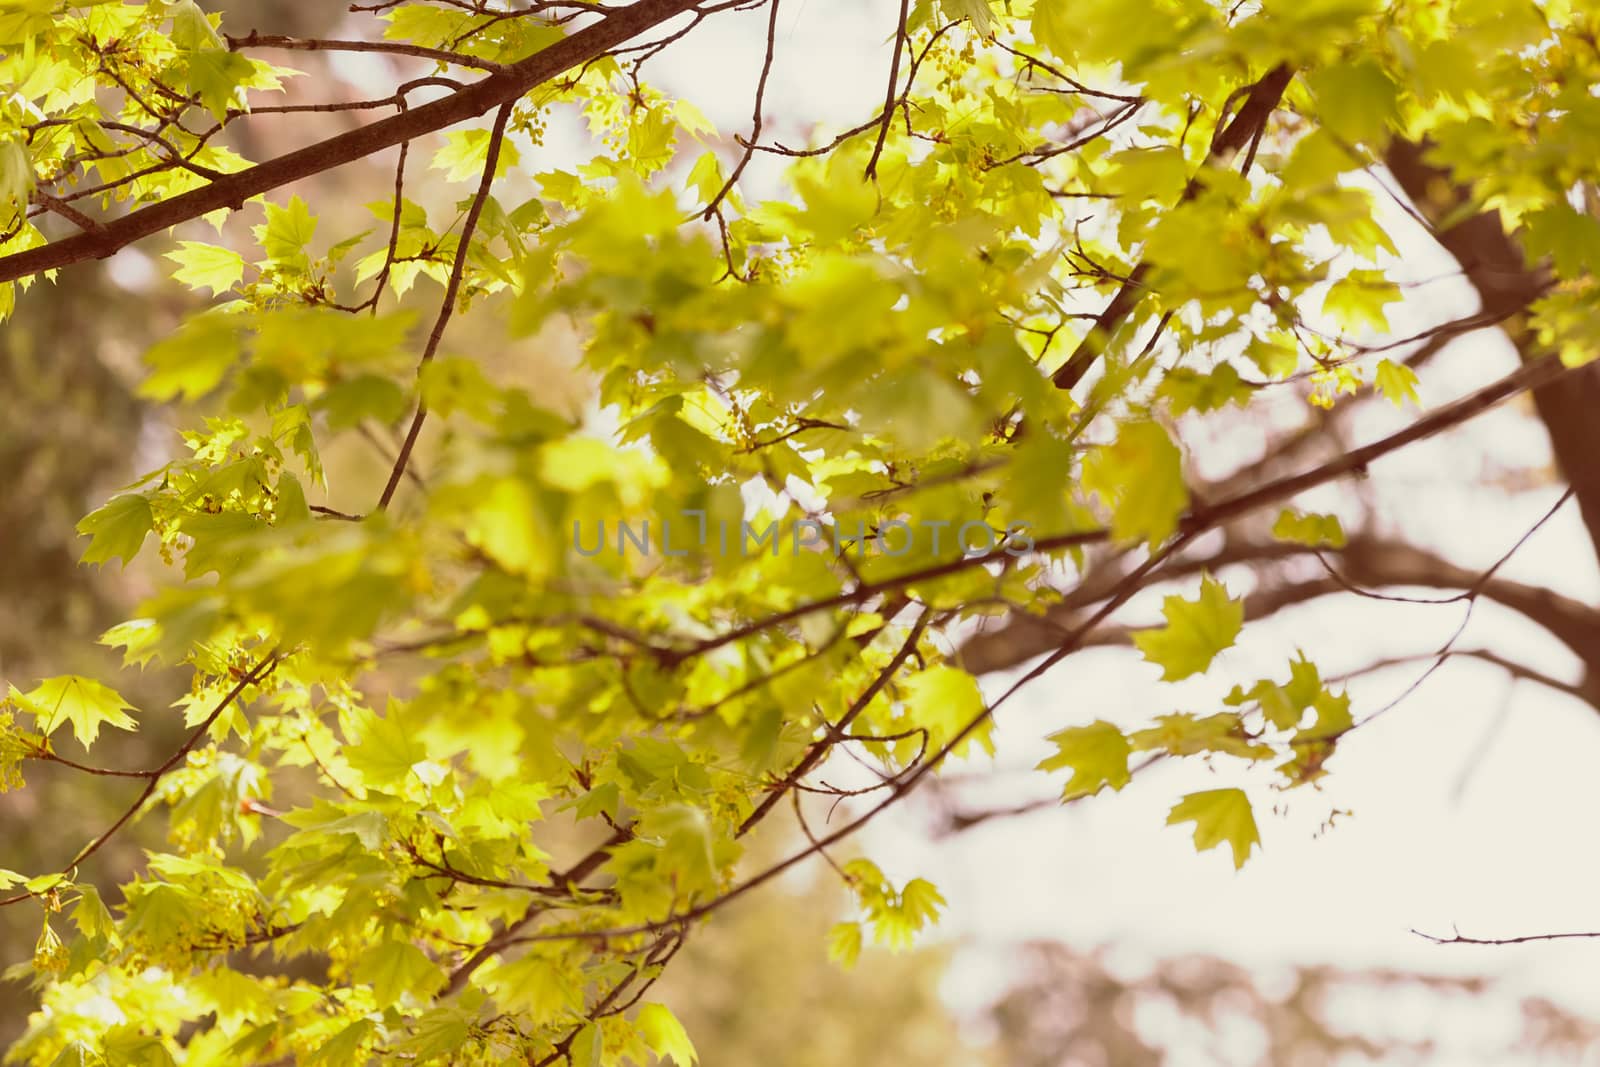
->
1036, 720, 1132, 799
432, 128, 521, 183
187, 49, 254, 119
140, 311, 243, 401
1322, 270, 1401, 334
393, 1008, 472, 1060
281, 804, 387, 849
308, 1021, 375, 1067
1129, 713, 1273, 760
354, 938, 444, 1007
260, 195, 318, 265
1523, 203, 1600, 279
637, 1003, 698, 1066
1271, 509, 1347, 549
1166, 788, 1260, 869
1104, 145, 1189, 202
900, 664, 989, 757
1307, 59, 1398, 145
171, 0, 224, 51
1132, 575, 1243, 681
899, 878, 946, 927
345, 707, 428, 788
48, 1043, 94, 1067
1373, 359, 1420, 408
0, 137, 35, 227
100, 1031, 176, 1067
76, 494, 154, 568
1082, 420, 1188, 548
1244, 334, 1299, 378
940, 0, 995, 35
70, 885, 117, 941
825, 921, 863, 970
1159, 363, 1254, 415
314, 374, 409, 430
165, 241, 245, 295
571, 1023, 603, 1067
638, 803, 719, 892
488, 953, 584, 1021
11, 676, 137, 748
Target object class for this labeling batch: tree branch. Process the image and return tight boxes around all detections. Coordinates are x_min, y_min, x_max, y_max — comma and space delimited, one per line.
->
377, 99, 515, 510
1413, 926, 1600, 947
0, 0, 705, 285
1051, 63, 1294, 389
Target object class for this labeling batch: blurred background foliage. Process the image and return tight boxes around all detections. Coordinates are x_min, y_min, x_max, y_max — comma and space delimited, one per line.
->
2, 2, 1597, 1063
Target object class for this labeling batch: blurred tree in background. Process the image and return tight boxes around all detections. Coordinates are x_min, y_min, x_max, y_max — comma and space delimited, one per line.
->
987, 943, 1600, 1067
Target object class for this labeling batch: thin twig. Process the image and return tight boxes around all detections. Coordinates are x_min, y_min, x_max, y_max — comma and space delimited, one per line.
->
377, 100, 514, 511
864, 0, 912, 180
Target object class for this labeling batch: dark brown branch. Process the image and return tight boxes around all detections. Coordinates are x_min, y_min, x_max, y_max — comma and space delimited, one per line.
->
377, 100, 515, 511
439, 827, 630, 996
1330, 648, 1587, 702
1385, 137, 1600, 562
1051, 63, 1294, 389
863, 0, 911, 180
0, 0, 705, 285
1414, 926, 1600, 946
737, 613, 929, 835
961, 521, 1600, 681
693, 354, 1577, 663
700, 0, 779, 218
225, 31, 507, 72
30, 191, 105, 234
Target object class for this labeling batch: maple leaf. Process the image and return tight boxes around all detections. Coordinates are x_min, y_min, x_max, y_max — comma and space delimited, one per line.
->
76, 494, 154, 568
354, 939, 445, 1008
1133, 576, 1243, 681
165, 241, 245, 296
1272, 509, 1347, 549
1037, 720, 1132, 799
1081, 420, 1189, 548
10, 676, 137, 748
638, 1003, 699, 1066
1167, 788, 1261, 869
1373, 359, 1420, 408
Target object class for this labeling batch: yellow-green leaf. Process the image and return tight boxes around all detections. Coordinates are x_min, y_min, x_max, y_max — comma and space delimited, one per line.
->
11, 676, 137, 748
76, 494, 154, 568
259, 195, 317, 265
1132, 575, 1242, 681
900, 664, 989, 757
488, 952, 585, 1020
1081, 420, 1188, 548
165, 241, 245, 295
1322, 270, 1401, 334
1166, 787, 1260, 869
1271, 509, 1347, 549
1307, 59, 1398, 146
433, 127, 521, 183
825, 921, 863, 970
354, 938, 444, 1008
1036, 720, 1132, 799
1373, 359, 1419, 408
637, 1002, 698, 1065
